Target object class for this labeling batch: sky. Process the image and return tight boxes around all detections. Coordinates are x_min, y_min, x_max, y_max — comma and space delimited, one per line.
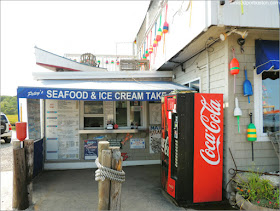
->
1, 1, 150, 96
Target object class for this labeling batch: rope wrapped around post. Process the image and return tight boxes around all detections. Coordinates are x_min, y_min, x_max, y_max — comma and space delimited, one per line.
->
95, 157, 125, 183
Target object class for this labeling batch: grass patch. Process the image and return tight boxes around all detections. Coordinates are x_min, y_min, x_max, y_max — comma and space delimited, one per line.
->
6, 114, 18, 126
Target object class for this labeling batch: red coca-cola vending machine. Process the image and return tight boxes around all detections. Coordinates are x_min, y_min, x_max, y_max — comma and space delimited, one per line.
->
161, 93, 223, 205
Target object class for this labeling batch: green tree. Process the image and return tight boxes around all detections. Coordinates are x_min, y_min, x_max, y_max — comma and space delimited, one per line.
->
0, 96, 18, 115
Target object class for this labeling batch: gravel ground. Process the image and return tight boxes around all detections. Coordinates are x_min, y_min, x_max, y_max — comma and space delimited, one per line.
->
0, 131, 15, 172
1, 131, 15, 210
0, 140, 13, 172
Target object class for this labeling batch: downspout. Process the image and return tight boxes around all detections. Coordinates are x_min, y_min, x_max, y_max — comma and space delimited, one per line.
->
206, 46, 210, 93
205, 1, 210, 93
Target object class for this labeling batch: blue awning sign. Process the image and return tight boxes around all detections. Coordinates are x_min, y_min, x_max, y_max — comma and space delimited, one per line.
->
18, 87, 169, 101
255, 40, 279, 74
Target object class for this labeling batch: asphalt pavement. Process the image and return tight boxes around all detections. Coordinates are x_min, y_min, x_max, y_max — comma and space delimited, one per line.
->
1, 131, 16, 210
0, 132, 236, 210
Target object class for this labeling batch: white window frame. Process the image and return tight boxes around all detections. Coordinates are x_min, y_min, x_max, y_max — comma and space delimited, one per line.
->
253, 70, 279, 142
81, 101, 105, 129
114, 101, 147, 129
182, 77, 201, 93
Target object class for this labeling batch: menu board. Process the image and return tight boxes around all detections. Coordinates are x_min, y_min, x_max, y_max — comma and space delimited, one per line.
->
45, 100, 79, 160
149, 103, 161, 124
27, 99, 41, 140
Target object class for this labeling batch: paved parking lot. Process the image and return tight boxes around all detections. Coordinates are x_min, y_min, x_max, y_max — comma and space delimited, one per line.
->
0, 132, 234, 210
1, 131, 15, 210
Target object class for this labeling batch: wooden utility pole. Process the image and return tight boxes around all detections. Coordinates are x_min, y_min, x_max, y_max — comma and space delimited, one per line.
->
12, 141, 29, 210
110, 147, 122, 211
24, 139, 34, 206
98, 141, 111, 210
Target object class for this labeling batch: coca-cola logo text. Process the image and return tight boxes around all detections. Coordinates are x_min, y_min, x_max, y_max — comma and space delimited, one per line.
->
199, 96, 222, 166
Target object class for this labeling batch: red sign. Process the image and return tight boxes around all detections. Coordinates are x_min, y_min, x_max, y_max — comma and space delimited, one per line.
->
193, 93, 223, 203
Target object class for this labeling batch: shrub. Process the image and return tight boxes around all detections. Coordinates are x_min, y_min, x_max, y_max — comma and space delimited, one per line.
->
235, 172, 279, 209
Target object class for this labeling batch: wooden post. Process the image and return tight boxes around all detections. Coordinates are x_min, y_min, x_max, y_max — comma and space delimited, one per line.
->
12, 143, 29, 210
24, 139, 34, 206
98, 141, 111, 211
110, 147, 123, 211
98, 141, 109, 166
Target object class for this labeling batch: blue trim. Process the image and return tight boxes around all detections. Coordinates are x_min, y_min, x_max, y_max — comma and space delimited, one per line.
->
17, 96, 20, 122
35, 46, 106, 70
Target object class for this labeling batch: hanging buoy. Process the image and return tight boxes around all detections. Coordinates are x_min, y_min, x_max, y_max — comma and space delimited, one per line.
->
156, 28, 162, 42
234, 97, 242, 133
247, 124, 257, 141
229, 48, 240, 93
247, 113, 257, 161
111, 60, 114, 64
117, 61, 120, 65
163, 21, 169, 34
229, 58, 240, 75
145, 50, 149, 57
149, 45, 153, 54
97, 60, 101, 64
153, 39, 158, 47
106, 60, 109, 64
162, 21, 169, 53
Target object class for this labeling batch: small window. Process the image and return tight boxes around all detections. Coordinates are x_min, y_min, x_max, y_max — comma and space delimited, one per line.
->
84, 101, 104, 129
262, 72, 279, 133
116, 101, 127, 127
84, 101, 103, 114
130, 101, 142, 127
115, 101, 144, 128
184, 78, 200, 92
84, 117, 104, 128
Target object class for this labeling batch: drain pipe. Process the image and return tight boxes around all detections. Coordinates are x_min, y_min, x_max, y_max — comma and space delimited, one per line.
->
205, 1, 210, 93
206, 47, 210, 93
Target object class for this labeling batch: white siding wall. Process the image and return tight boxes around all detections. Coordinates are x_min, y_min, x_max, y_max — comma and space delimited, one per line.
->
225, 32, 279, 185
172, 29, 279, 196
173, 39, 227, 94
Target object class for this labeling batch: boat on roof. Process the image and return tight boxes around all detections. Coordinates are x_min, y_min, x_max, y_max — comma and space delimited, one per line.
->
34, 46, 107, 72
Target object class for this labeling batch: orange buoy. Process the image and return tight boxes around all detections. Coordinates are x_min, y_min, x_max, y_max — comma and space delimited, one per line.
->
16, 122, 27, 141
229, 48, 240, 93
229, 58, 240, 75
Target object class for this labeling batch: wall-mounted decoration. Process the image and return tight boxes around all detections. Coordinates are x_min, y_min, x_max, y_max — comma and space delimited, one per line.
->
234, 97, 242, 133
156, 14, 163, 42
130, 138, 145, 149
84, 140, 98, 160
121, 133, 133, 146
229, 48, 239, 93
243, 67, 253, 103
121, 152, 128, 161
149, 125, 161, 153
247, 113, 257, 161
163, 2, 169, 53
